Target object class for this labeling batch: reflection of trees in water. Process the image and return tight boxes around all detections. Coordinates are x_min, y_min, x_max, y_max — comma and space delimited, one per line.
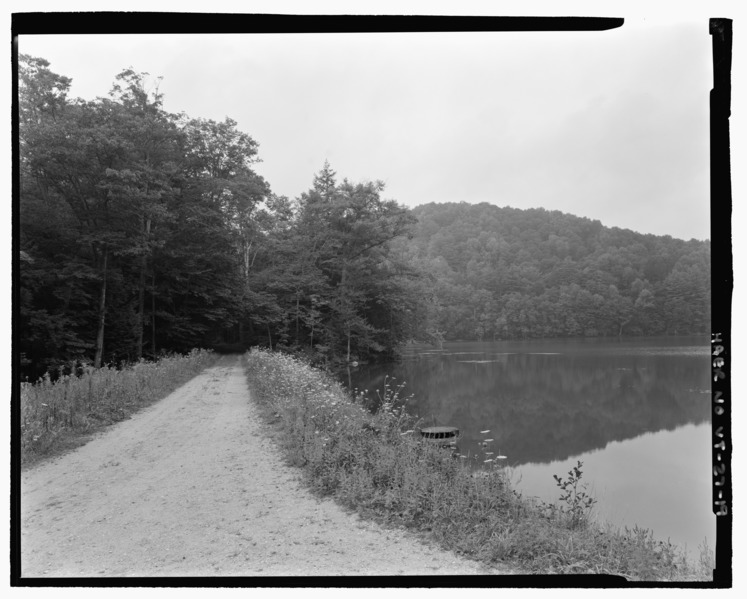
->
350, 353, 710, 466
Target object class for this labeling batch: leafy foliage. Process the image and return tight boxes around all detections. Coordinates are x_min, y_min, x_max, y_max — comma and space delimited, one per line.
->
18, 56, 417, 378
18, 55, 711, 380
551, 460, 597, 529
402, 202, 710, 342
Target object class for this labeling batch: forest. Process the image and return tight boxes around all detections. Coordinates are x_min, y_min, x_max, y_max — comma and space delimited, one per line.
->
18, 55, 711, 381
398, 202, 711, 345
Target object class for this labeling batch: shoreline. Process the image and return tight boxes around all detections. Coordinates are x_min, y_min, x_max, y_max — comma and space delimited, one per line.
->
244, 348, 714, 582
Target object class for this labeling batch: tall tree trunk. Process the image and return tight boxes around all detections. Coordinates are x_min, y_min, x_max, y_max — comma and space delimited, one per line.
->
94, 247, 108, 368
136, 257, 146, 359
151, 267, 156, 357
296, 292, 300, 343
619, 317, 632, 338
136, 218, 152, 359
341, 261, 352, 363
346, 327, 351, 363
267, 324, 272, 350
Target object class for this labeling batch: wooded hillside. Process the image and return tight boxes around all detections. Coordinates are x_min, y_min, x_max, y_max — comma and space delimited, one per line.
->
18, 56, 710, 380
397, 202, 710, 344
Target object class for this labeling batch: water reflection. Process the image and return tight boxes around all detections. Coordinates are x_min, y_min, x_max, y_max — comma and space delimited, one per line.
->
350, 338, 711, 467
346, 337, 714, 553
510, 422, 715, 554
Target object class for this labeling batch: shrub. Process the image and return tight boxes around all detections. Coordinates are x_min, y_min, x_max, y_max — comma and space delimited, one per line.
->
551, 460, 597, 529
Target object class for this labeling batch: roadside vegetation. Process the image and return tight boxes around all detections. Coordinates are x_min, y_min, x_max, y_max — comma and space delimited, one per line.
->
244, 348, 714, 581
20, 349, 218, 467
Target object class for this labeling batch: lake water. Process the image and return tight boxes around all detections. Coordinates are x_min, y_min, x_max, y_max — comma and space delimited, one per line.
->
346, 336, 715, 555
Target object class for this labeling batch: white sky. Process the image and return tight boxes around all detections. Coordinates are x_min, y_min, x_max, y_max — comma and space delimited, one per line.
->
18, 15, 714, 241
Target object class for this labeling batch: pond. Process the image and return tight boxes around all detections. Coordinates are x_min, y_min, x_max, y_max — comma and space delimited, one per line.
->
346, 336, 715, 556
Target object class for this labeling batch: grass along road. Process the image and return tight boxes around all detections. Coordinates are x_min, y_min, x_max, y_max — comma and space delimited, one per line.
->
21, 354, 508, 577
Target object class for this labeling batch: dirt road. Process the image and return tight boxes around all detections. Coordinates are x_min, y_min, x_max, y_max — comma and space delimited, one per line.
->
21, 355, 507, 577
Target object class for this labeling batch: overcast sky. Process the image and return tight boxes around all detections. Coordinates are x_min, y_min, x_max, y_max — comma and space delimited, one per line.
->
19, 17, 712, 241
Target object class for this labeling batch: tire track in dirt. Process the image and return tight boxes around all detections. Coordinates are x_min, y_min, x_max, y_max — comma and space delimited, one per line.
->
21, 355, 509, 577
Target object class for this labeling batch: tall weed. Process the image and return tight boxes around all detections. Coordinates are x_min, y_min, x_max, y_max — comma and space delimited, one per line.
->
21, 349, 218, 464
244, 348, 714, 581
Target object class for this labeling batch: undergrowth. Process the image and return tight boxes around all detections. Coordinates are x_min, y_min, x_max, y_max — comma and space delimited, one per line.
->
244, 348, 714, 582
20, 349, 218, 466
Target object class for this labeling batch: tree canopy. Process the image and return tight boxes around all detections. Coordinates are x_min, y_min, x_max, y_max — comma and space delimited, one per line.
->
18, 56, 418, 379
400, 202, 710, 343
18, 56, 711, 380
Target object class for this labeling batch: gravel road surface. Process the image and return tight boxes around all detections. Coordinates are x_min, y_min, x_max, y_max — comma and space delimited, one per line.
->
21, 355, 509, 578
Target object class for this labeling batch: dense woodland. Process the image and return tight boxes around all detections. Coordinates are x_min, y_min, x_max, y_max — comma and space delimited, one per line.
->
398, 203, 711, 345
18, 56, 711, 380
